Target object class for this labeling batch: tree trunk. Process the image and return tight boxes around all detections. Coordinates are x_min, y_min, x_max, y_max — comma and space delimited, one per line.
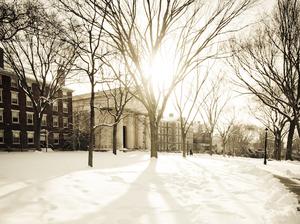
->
149, 116, 158, 158
286, 119, 296, 160
209, 132, 213, 155
88, 83, 95, 167
182, 133, 187, 158
296, 120, 300, 140
274, 130, 282, 160
34, 113, 42, 151
112, 123, 117, 155
222, 141, 226, 156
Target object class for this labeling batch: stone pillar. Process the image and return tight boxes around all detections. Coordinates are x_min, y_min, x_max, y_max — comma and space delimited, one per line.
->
127, 114, 135, 149
136, 114, 145, 149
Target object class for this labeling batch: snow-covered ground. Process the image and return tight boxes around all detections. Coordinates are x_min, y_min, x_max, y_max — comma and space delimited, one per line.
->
0, 151, 299, 224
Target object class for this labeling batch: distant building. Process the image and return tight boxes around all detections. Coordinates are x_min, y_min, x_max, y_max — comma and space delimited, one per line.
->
73, 91, 150, 150
0, 49, 73, 151
192, 122, 212, 153
158, 114, 193, 152
73, 93, 194, 152
193, 132, 211, 152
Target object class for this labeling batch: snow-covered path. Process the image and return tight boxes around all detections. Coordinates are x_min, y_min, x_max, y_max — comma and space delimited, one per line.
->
0, 152, 299, 224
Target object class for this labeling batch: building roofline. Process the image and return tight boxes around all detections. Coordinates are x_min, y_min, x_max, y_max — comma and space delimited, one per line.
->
0, 68, 73, 92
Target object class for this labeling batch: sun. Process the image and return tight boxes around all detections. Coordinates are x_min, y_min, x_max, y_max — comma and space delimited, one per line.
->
141, 49, 176, 92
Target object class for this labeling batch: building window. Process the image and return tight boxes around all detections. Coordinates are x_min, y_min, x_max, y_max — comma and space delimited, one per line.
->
0, 108, 3, 122
12, 130, 20, 144
27, 131, 34, 144
26, 112, 34, 125
12, 110, 19, 123
63, 117, 68, 128
0, 75, 2, 85
63, 102, 68, 113
26, 95, 33, 107
11, 91, 18, 105
63, 133, 70, 142
0, 88, 3, 103
53, 133, 59, 145
41, 114, 47, 126
11, 77, 18, 88
0, 130, 4, 144
53, 101, 58, 112
53, 116, 59, 127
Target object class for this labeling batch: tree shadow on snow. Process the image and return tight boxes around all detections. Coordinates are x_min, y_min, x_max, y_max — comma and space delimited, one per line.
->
60, 159, 193, 224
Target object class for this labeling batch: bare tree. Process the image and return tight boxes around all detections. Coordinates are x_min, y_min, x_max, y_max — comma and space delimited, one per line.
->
73, 106, 90, 150
0, 0, 42, 41
229, 0, 300, 160
250, 101, 288, 160
227, 124, 255, 156
174, 67, 207, 157
217, 110, 236, 155
102, 0, 255, 158
1, 6, 77, 150
200, 75, 230, 155
98, 66, 133, 155
57, 0, 110, 166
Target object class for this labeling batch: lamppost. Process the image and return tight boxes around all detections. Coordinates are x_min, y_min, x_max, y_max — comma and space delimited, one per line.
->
264, 128, 268, 165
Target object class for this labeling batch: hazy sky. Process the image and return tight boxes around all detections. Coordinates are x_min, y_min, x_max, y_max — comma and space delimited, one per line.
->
66, 0, 276, 125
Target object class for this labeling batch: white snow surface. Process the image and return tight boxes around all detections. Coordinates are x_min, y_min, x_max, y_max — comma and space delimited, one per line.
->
0, 151, 299, 224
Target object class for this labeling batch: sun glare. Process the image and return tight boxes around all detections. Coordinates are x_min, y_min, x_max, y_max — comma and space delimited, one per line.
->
141, 50, 176, 91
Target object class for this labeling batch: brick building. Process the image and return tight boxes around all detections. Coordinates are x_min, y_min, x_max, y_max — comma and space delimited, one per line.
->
158, 114, 193, 152
0, 51, 73, 151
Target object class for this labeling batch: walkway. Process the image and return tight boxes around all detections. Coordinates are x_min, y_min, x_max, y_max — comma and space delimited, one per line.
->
273, 175, 300, 211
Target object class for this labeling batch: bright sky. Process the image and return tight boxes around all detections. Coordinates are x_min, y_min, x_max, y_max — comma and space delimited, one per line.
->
67, 0, 276, 125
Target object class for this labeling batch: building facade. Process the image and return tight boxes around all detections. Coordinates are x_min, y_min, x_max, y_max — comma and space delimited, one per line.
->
0, 65, 73, 151
158, 115, 193, 152
73, 92, 194, 152
73, 92, 150, 151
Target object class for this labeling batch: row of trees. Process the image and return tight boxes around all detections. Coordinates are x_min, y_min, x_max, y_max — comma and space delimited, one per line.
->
229, 0, 300, 160
55, 0, 255, 165
5, 0, 286, 166
1, 1, 78, 150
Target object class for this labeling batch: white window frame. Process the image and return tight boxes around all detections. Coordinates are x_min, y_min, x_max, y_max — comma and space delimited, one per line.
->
11, 91, 19, 105
63, 101, 68, 113
12, 110, 19, 124
41, 114, 47, 126
53, 115, 59, 127
53, 133, 59, 145
27, 131, 34, 145
53, 101, 58, 112
63, 117, 68, 128
26, 112, 34, 125
11, 77, 18, 88
0, 130, 4, 144
63, 133, 69, 141
26, 95, 33, 107
12, 130, 20, 144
